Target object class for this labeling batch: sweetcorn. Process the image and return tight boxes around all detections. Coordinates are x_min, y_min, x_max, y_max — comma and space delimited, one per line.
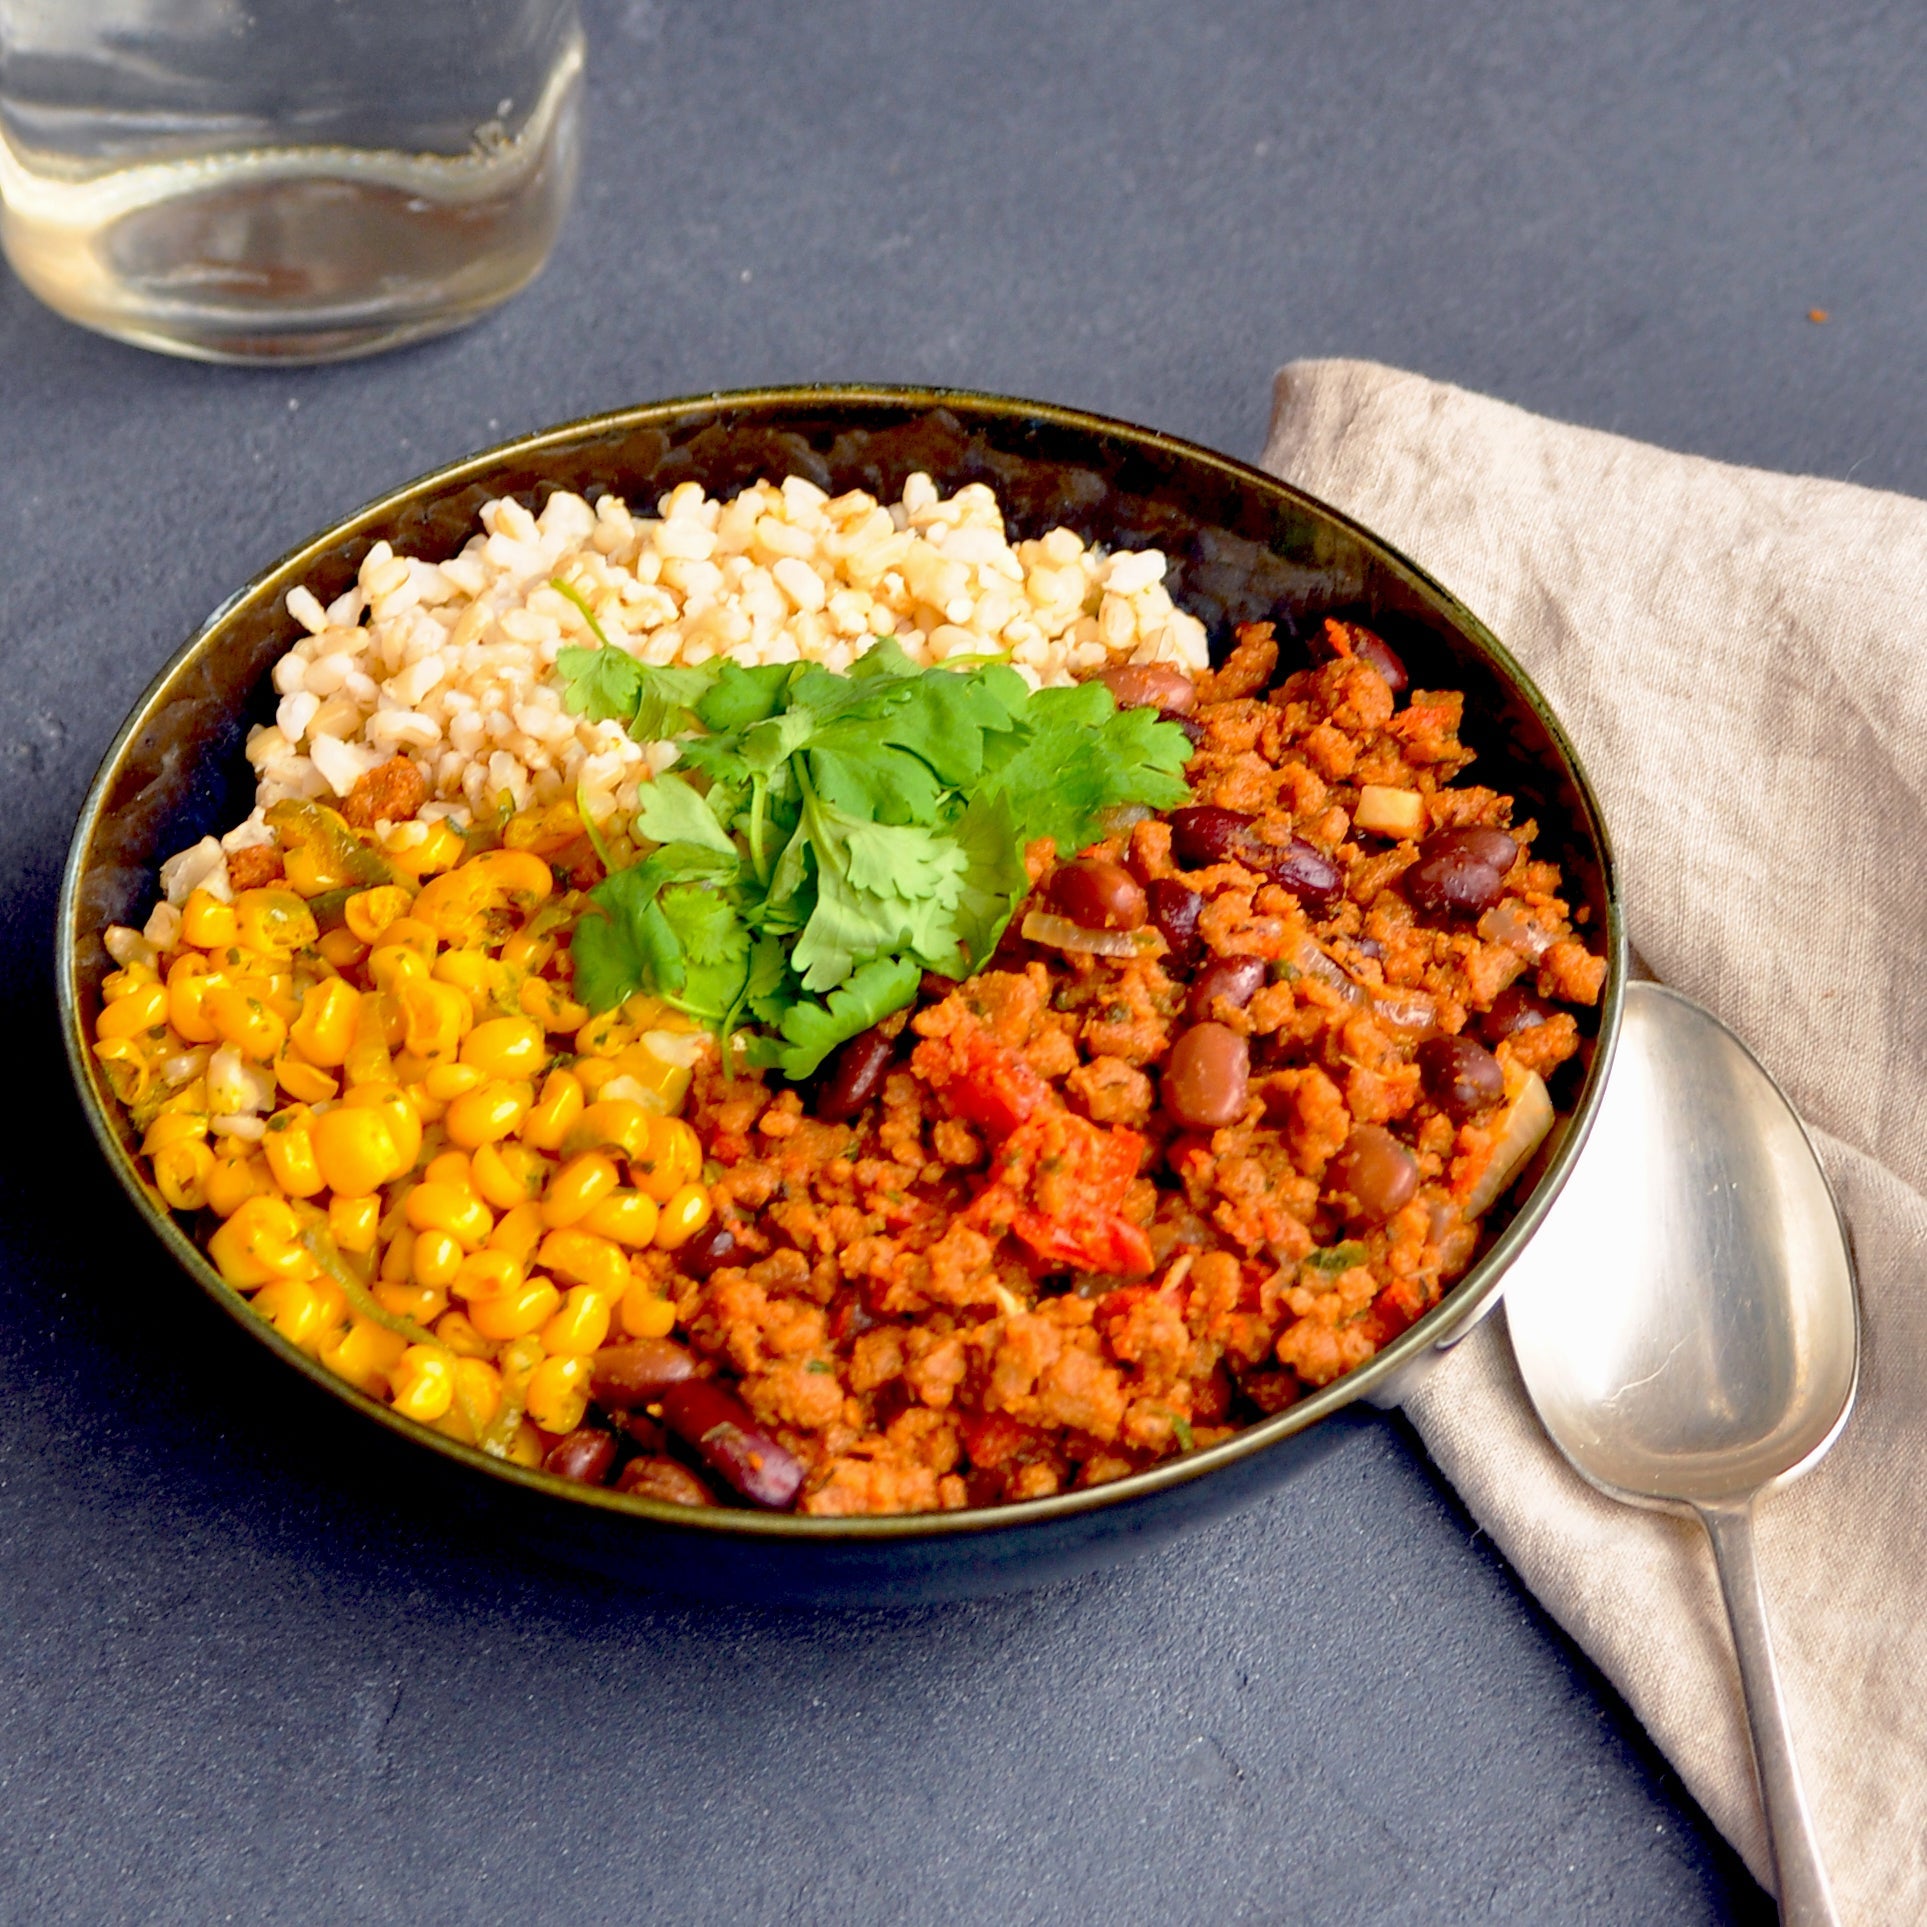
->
97, 805, 717, 1464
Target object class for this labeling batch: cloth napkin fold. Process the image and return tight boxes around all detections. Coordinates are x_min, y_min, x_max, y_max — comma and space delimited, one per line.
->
1262, 360, 1927, 1921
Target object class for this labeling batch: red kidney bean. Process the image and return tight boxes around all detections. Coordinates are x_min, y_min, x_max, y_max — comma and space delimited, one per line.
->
1174, 715, 1205, 750
591, 1338, 697, 1410
1313, 624, 1410, 695
615, 1457, 715, 1506
659, 1378, 805, 1510
1097, 662, 1198, 716
1162, 1023, 1250, 1130
1147, 879, 1204, 967
616, 1411, 668, 1454
816, 1024, 896, 1122
1404, 827, 1518, 919
1416, 1033, 1506, 1120
1187, 954, 1267, 1024
1326, 1125, 1419, 1225
675, 1216, 742, 1279
544, 1427, 618, 1485
1049, 857, 1147, 931
1170, 806, 1343, 914
1482, 984, 1555, 1044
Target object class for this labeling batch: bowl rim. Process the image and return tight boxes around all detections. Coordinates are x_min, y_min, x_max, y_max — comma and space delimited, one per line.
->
56, 380, 1627, 1543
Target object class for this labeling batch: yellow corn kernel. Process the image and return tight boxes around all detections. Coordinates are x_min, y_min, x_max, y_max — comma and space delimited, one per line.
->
464, 847, 554, 906
260, 1107, 326, 1199
274, 1052, 338, 1103
520, 976, 589, 1032
470, 1139, 546, 1211
500, 929, 559, 977
540, 1285, 611, 1357
400, 1078, 446, 1124
321, 1317, 408, 1395
389, 1345, 455, 1422
408, 869, 487, 943
569, 1098, 652, 1159
180, 886, 239, 948
101, 962, 160, 1002
203, 983, 286, 1061
525, 1353, 591, 1433
506, 1419, 547, 1467
340, 1081, 423, 1171
234, 888, 318, 955
164, 954, 223, 1044
616, 1284, 678, 1340
654, 1183, 714, 1251
377, 1279, 449, 1326
432, 947, 508, 1011
254, 1276, 334, 1349
521, 1069, 584, 1151
386, 818, 465, 878
486, 1201, 547, 1267
312, 1104, 406, 1195
410, 1227, 465, 1291
452, 1246, 525, 1303
289, 978, 361, 1069
541, 1150, 620, 1228
423, 1061, 487, 1104
328, 1192, 381, 1256
343, 884, 414, 945
396, 977, 470, 1062
536, 1226, 630, 1298
281, 834, 349, 898
609, 1041, 692, 1113
95, 981, 170, 1041
370, 914, 439, 963
444, 1079, 532, 1150
317, 927, 367, 970
504, 799, 583, 857
153, 1136, 215, 1211
204, 1152, 272, 1218
341, 994, 395, 1087
424, 1149, 472, 1187
580, 1189, 661, 1248
404, 1180, 495, 1248
430, 1355, 502, 1442
574, 1009, 633, 1059
573, 1057, 620, 1097
460, 1014, 545, 1081
208, 1194, 314, 1289
467, 1276, 562, 1341
142, 1111, 209, 1156
92, 1038, 153, 1107
620, 993, 667, 1029
434, 1310, 495, 1360
367, 946, 428, 999
634, 1117, 702, 1204
380, 1225, 417, 1283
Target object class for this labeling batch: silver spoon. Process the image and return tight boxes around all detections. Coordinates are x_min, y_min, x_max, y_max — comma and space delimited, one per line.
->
1505, 982, 1857, 1926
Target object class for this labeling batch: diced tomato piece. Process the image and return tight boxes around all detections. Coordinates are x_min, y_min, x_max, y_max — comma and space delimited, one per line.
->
958, 1410, 1036, 1468
938, 1029, 1048, 1138
1011, 1207, 1154, 1278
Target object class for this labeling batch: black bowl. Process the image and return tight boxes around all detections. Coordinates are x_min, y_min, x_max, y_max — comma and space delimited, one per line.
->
57, 385, 1625, 1606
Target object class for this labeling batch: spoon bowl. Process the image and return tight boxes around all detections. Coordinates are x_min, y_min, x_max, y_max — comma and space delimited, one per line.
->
1507, 981, 1857, 1924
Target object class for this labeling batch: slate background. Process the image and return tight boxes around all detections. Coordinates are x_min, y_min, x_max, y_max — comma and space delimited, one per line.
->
6, 1, 1920, 1919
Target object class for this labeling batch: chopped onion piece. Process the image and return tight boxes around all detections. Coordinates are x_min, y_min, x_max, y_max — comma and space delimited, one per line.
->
1462, 1069, 1554, 1217
1292, 937, 1368, 1007
1478, 901, 1556, 962
1371, 986, 1437, 1032
1021, 909, 1166, 959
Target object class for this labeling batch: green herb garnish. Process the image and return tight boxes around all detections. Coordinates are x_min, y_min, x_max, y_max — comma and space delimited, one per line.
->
558, 638, 1192, 1079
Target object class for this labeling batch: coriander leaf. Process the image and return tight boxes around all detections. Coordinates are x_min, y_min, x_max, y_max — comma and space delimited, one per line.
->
916, 789, 1032, 977
658, 884, 751, 1022
1304, 1241, 1369, 1276
808, 742, 946, 827
840, 816, 967, 906
814, 659, 1030, 789
749, 954, 921, 1080
739, 707, 820, 775
569, 844, 736, 1011
696, 660, 794, 732
629, 663, 720, 742
742, 935, 792, 1026
630, 771, 738, 857
554, 644, 648, 725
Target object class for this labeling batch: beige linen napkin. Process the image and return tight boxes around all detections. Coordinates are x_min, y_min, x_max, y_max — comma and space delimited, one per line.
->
1262, 360, 1927, 1919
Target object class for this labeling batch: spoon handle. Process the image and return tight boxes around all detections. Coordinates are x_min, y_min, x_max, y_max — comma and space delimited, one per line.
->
1697, 1501, 1840, 1927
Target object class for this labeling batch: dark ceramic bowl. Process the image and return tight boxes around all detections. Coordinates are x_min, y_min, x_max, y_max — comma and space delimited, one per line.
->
58, 386, 1625, 1606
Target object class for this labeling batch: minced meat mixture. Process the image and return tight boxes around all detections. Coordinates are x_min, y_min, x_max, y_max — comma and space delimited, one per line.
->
628, 617, 1606, 1514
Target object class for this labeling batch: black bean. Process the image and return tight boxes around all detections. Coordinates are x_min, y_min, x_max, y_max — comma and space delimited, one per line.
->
676, 1217, 742, 1279
615, 1457, 715, 1506
1097, 663, 1197, 716
1049, 858, 1147, 930
1326, 1126, 1419, 1226
1482, 984, 1554, 1044
1270, 837, 1343, 915
1147, 880, 1204, 968
1405, 827, 1519, 919
659, 1379, 805, 1510
1187, 954, 1267, 1025
1310, 618, 1411, 695
1162, 1023, 1250, 1130
1416, 1033, 1507, 1120
591, 1338, 697, 1410
1170, 804, 1257, 868
1170, 806, 1343, 914
816, 1024, 896, 1122
544, 1427, 618, 1485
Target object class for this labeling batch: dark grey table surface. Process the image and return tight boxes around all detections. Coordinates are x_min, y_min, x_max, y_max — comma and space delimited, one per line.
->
5, 2, 1917, 1920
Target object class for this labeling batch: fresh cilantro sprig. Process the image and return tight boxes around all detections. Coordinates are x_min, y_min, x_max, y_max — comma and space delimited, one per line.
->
556, 635, 1192, 1079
